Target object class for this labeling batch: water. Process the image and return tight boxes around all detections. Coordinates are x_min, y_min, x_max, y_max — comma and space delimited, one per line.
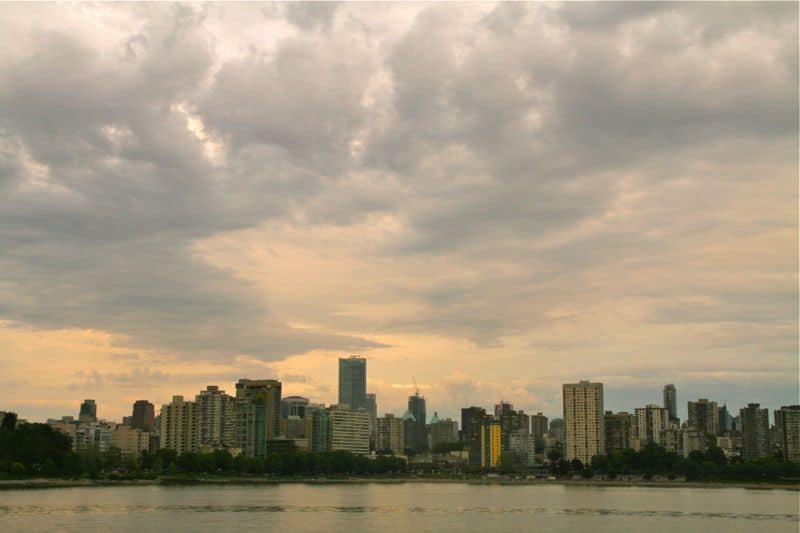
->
0, 483, 797, 532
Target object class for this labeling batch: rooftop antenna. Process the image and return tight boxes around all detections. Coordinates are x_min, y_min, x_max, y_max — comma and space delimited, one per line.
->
413, 376, 419, 396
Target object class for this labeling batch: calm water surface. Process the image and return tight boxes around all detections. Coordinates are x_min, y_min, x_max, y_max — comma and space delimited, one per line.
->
1, 483, 798, 532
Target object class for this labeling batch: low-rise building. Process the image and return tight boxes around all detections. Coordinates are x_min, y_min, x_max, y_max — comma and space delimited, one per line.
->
113, 424, 150, 457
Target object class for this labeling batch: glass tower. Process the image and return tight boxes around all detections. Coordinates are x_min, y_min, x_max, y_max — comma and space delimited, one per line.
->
663, 384, 677, 421
338, 356, 367, 411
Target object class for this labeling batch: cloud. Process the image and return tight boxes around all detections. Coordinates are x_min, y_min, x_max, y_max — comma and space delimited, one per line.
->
0, 2, 796, 421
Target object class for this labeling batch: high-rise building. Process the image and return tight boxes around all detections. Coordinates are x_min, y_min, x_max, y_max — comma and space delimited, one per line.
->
604, 411, 635, 453
281, 415, 307, 448
159, 395, 197, 454
563, 381, 605, 464
498, 408, 529, 452
428, 412, 459, 450
402, 408, 417, 452
481, 417, 501, 469
408, 393, 427, 451
776, 405, 800, 463
328, 405, 369, 455
79, 399, 97, 423
132, 400, 155, 432
635, 404, 668, 446
718, 404, 732, 433
740, 403, 769, 460
462, 406, 486, 468
688, 399, 719, 435
376, 413, 405, 454
495, 401, 514, 418
338, 356, 367, 411
308, 404, 329, 453
663, 384, 677, 421
235, 379, 281, 458
365, 393, 377, 446
548, 418, 565, 446
281, 396, 310, 419
508, 428, 530, 462
196, 385, 235, 449
530, 413, 549, 441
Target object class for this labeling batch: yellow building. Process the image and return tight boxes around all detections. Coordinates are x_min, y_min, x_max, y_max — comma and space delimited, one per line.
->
481, 419, 501, 468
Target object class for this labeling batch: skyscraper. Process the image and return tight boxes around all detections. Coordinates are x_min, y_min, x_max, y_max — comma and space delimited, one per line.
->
338, 356, 367, 411
235, 379, 282, 458
740, 403, 769, 460
563, 381, 605, 464
663, 384, 677, 421
79, 399, 97, 423
688, 399, 719, 435
131, 400, 155, 432
408, 392, 427, 451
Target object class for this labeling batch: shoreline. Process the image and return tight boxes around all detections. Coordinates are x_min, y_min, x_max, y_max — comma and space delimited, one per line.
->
1, 477, 797, 491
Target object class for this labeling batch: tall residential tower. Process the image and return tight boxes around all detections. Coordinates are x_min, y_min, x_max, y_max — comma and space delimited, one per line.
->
563, 381, 605, 464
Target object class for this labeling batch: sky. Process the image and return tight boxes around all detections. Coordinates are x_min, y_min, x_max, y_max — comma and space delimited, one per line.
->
0, 2, 797, 424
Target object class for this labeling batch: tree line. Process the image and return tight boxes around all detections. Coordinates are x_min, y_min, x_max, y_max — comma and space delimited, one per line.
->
0, 420, 406, 479
547, 443, 800, 482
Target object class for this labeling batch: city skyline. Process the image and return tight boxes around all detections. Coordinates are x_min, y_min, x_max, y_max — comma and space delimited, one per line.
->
13, 365, 796, 428
1, 3, 797, 424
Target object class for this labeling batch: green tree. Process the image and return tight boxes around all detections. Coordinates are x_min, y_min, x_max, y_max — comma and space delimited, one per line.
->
705, 447, 727, 467
1, 412, 17, 431
213, 449, 234, 472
